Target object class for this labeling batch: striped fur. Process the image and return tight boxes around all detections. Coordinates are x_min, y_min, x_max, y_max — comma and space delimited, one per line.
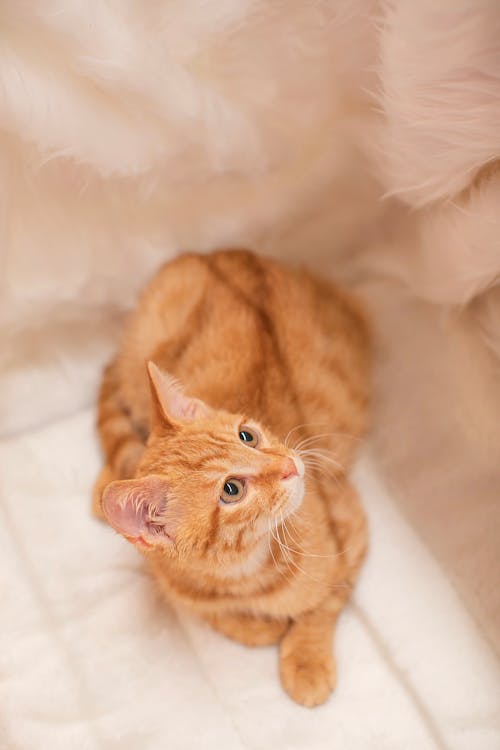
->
93, 249, 370, 706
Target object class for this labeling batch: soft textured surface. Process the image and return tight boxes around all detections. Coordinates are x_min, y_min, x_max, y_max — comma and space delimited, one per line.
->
1, 409, 499, 750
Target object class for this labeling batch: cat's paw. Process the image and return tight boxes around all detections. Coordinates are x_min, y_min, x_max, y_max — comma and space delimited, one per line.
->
279, 639, 336, 707
209, 613, 289, 647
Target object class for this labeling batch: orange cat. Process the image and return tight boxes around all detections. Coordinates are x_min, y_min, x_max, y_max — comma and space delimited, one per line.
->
93, 249, 370, 707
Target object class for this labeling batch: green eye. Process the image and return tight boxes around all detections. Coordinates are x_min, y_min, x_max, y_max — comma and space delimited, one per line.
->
221, 478, 245, 504
239, 426, 259, 447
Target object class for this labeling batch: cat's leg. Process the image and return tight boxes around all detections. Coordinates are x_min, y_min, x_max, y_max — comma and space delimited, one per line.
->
92, 360, 145, 519
279, 597, 341, 707
327, 477, 368, 590
279, 479, 367, 706
206, 611, 290, 647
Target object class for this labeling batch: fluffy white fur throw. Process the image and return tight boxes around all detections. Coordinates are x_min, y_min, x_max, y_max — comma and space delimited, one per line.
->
0, 0, 379, 433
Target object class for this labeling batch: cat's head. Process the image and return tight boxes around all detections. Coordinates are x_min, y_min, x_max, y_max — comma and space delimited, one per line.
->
102, 362, 304, 557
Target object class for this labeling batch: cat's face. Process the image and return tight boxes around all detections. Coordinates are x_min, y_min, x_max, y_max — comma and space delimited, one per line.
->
102, 363, 304, 556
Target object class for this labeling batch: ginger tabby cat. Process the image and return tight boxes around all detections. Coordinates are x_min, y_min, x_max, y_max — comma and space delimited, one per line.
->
93, 249, 370, 707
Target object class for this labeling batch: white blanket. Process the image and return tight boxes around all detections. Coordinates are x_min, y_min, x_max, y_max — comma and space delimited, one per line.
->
1, 411, 498, 750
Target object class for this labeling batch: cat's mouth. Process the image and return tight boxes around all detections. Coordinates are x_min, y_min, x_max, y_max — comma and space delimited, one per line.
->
284, 454, 305, 514
274, 474, 305, 522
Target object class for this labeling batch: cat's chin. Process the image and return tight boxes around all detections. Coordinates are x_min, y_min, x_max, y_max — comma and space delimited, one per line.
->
281, 479, 305, 520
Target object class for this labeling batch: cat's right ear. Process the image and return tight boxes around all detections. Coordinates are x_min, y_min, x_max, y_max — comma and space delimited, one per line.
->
102, 475, 178, 550
147, 361, 211, 431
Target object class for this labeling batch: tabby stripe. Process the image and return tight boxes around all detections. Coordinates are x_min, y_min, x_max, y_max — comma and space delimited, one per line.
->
161, 293, 210, 366
202, 505, 220, 553
107, 433, 136, 465
235, 527, 246, 553
161, 558, 293, 602
258, 564, 296, 596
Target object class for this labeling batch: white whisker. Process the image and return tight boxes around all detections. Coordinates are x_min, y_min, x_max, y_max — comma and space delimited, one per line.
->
299, 449, 344, 471
269, 514, 348, 589
284, 422, 334, 448
267, 520, 282, 575
293, 431, 361, 452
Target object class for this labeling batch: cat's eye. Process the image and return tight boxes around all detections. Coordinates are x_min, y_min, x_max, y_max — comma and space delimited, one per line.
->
220, 478, 246, 504
238, 426, 259, 447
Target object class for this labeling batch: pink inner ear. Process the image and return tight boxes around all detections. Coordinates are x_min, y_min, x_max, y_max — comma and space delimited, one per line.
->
168, 389, 206, 421
147, 361, 209, 423
102, 476, 174, 547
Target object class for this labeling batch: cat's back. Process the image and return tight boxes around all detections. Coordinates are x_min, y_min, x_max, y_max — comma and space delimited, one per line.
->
129, 248, 369, 355
119, 249, 370, 434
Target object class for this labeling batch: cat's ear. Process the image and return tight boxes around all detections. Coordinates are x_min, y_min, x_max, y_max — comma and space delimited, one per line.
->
102, 475, 177, 549
147, 361, 211, 429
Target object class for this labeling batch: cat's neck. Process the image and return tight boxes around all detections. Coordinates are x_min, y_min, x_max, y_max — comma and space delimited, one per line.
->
216, 536, 271, 580
154, 532, 276, 585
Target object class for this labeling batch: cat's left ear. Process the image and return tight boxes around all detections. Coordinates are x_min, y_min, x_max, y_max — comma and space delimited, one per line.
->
147, 361, 211, 429
102, 475, 177, 550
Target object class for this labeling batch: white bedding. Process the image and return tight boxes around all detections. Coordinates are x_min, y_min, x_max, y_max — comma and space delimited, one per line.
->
1, 410, 498, 750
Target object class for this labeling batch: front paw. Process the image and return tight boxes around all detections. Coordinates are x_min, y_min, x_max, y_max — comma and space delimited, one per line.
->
280, 634, 336, 707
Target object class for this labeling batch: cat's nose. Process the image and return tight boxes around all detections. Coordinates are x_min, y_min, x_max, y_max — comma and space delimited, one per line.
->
280, 457, 299, 480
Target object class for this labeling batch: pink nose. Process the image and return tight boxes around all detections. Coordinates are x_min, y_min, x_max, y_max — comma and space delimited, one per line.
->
280, 457, 299, 480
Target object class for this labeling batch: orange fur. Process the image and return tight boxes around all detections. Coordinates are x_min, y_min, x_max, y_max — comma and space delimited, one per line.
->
93, 249, 370, 707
